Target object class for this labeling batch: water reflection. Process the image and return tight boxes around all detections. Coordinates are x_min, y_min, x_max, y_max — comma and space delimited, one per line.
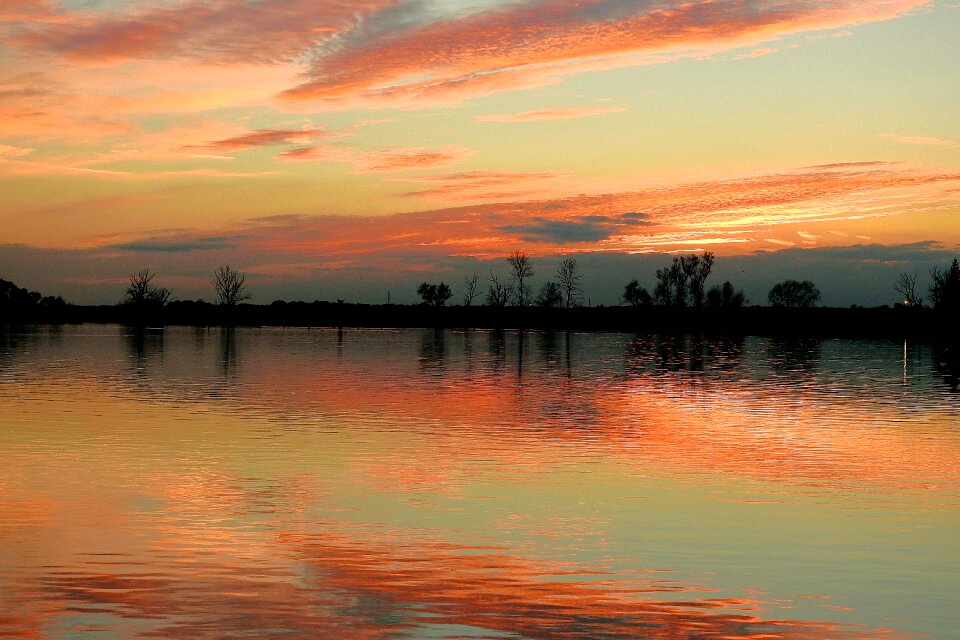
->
1, 326, 958, 639
125, 326, 164, 373
933, 343, 960, 392
767, 337, 822, 374
219, 326, 238, 379
418, 328, 446, 374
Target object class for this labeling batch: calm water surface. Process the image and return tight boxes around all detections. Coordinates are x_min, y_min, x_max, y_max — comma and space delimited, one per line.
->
1, 325, 958, 639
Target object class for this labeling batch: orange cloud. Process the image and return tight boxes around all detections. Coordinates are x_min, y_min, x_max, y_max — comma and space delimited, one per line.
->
475, 107, 627, 122
353, 146, 474, 173
281, 0, 929, 106
188, 128, 329, 153
0, 0, 56, 22
90, 163, 960, 263
9, 0, 395, 65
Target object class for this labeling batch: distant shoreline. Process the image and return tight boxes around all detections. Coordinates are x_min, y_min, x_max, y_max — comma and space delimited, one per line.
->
2, 303, 956, 340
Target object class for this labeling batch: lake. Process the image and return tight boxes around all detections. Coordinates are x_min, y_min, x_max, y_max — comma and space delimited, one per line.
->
1, 325, 958, 639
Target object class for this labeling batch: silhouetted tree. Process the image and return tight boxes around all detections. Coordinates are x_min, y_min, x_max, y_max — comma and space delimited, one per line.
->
556, 257, 583, 308
535, 282, 563, 308
768, 280, 820, 308
463, 272, 480, 306
895, 272, 922, 307
124, 269, 171, 307
623, 279, 652, 306
507, 250, 533, 307
486, 271, 513, 307
39, 295, 67, 309
654, 268, 672, 305
1, 279, 41, 309
214, 265, 251, 306
417, 281, 453, 306
436, 282, 452, 306
929, 259, 960, 310
668, 261, 688, 307
681, 252, 714, 308
706, 281, 747, 308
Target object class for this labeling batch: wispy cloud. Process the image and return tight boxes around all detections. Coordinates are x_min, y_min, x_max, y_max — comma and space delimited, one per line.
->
0, 144, 33, 158
879, 132, 956, 147
734, 47, 778, 60
79, 163, 960, 264
475, 107, 626, 122
10, 0, 394, 65
392, 170, 557, 200
279, 0, 928, 106
188, 128, 329, 153
354, 146, 475, 173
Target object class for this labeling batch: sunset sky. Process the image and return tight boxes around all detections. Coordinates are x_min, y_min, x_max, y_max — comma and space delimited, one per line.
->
1, 0, 958, 306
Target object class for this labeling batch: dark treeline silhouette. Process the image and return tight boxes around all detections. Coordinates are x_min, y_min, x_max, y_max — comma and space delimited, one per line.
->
1, 278, 68, 322
929, 258, 960, 311
3, 256, 959, 339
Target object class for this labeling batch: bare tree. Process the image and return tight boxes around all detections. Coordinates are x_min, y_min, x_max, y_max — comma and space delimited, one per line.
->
506, 250, 534, 307
895, 272, 922, 307
214, 265, 251, 306
486, 271, 513, 307
463, 272, 479, 306
556, 257, 583, 308
124, 269, 171, 307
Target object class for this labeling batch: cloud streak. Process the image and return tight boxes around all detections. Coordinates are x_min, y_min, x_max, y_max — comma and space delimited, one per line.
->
280, 0, 929, 106
879, 132, 956, 147
476, 107, 627, 122
10, 0, 395, 65
189, 128, 329, 153
353, 146, 475, 173
392, 170, 558, 200
78, 163, 960, 265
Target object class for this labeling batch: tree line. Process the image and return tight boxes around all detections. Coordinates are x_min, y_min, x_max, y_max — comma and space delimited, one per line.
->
4, 256, 960, 318
121, 265, 251, 309
418, 251, 821, 310
895, 259, 960, 311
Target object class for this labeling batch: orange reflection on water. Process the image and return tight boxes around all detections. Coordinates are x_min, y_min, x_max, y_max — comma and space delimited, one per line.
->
2, 328, 956, 638
281, 530, 905, 639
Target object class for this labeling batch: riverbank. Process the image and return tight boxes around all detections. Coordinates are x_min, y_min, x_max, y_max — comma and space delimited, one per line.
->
2, 302, 955, 340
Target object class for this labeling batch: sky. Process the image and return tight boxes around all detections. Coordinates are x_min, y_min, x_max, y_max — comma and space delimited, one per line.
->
1, 0, 958, 307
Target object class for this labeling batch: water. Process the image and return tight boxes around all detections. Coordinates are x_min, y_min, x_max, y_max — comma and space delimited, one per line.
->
1, 325, 958, 639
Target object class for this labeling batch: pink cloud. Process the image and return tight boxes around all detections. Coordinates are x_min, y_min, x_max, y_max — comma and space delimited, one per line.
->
10, 0, 396, 65
475, 107, 626, 122
281, 0, 928, 106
